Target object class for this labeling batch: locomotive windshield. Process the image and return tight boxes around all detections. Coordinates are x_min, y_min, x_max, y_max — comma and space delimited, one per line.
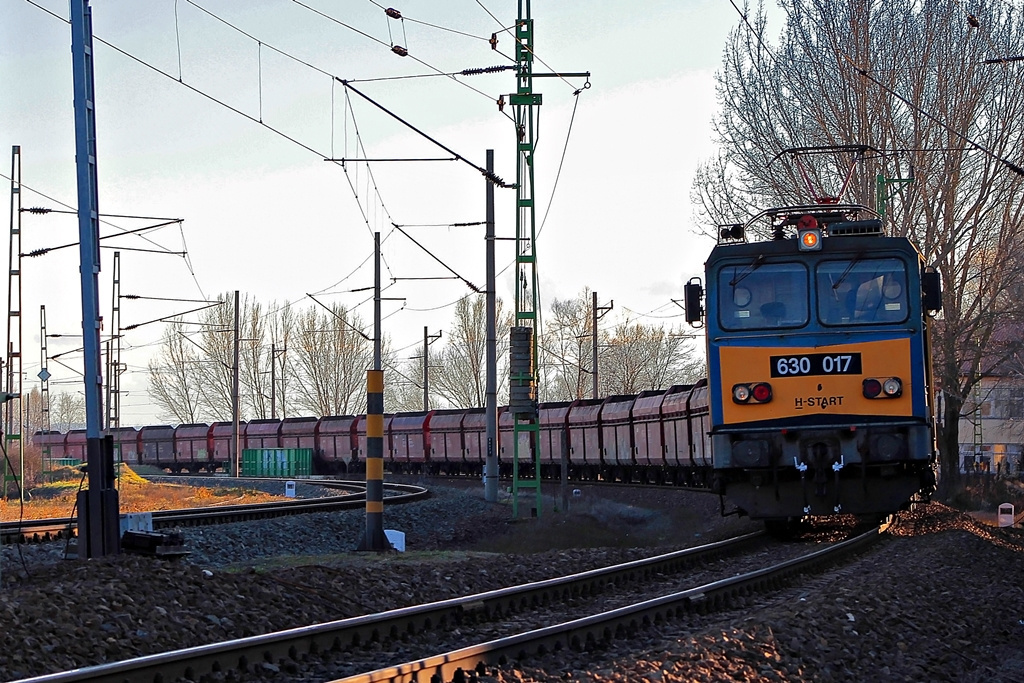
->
718, 262, 809, 330
816, 257, 909, 325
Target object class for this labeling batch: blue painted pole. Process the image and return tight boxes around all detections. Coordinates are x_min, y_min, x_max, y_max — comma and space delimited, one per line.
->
71, 0, 119, 557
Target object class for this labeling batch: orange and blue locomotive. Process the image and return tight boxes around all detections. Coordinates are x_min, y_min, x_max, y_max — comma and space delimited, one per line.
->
685, 202, 941, 526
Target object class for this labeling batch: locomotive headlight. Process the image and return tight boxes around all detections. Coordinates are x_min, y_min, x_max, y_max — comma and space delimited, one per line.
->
863, 378, 883, 399
732, 384, 752, 403
882, 378, 903, 397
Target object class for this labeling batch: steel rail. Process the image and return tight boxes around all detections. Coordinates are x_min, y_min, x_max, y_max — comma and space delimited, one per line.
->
341, 525, 885, 683
0, 482, 428, 544
9, 532, 766, 683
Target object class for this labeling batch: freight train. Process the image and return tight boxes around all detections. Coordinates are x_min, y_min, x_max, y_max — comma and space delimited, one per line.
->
33, 382, 715, 486
683, 200, 941, 530
34, 190, 941, 530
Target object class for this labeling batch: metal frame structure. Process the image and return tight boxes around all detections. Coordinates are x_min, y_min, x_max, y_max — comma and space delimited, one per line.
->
107, 251, 123, 473
5, 145, 24, 502
39, 306, 51, 473
510, 0, 544, 518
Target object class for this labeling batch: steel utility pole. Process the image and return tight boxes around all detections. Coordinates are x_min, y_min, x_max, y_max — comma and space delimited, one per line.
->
270, 342, 276, 420
232, 290, 240, 477
485, 149, 499, 503
71, 0, 119, 558
591, 292, 613, 399
270, 343, 287, 420
421, 327, 441, 411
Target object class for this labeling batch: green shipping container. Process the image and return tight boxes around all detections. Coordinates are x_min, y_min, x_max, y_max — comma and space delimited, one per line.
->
241, 448, 312, 478
48, 458, 83, 469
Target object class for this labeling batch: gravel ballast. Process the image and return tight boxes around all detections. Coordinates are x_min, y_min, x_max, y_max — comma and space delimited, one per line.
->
1, 481, 1022, 682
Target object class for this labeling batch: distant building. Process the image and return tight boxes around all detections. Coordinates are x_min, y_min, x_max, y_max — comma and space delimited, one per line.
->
956, 373, 1024, 476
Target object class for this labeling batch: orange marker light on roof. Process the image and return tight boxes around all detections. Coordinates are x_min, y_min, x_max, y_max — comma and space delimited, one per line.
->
797, 214, 822, 251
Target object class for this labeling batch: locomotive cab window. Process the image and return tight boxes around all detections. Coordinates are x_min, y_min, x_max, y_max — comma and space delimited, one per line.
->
718, 262, 808, 330
817, 257, 909, 325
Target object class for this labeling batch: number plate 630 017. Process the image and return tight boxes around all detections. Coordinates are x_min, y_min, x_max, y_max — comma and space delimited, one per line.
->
769, 353, 863, 377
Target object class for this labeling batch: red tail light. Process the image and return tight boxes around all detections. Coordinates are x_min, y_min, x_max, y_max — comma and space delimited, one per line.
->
863, 378, 882, 398
752, 383, 773, 402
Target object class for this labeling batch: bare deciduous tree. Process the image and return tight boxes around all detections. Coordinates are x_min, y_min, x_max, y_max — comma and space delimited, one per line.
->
290, 303, 374, 416
147, 319, 204, 424
601, 322, 704, 395
541, 288, 594, 402
386, 353, 429, 413
432, 295, 512, 408
267, 301, 295, 419
49, 391, 85, 433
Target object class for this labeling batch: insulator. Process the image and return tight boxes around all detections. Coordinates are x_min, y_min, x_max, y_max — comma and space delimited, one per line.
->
25, 207, 51, 214
25, 248, 49, 257
385, 8, 402, 19
391, 45, 408, 57
461, 65, 513, 76
483, 170, 507, 187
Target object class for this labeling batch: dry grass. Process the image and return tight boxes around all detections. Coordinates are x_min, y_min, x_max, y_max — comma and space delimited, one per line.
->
0, 465, 287, 522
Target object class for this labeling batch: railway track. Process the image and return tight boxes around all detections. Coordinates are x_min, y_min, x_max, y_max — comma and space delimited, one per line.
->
10, 525, 887, 683
0, 481, 428, 545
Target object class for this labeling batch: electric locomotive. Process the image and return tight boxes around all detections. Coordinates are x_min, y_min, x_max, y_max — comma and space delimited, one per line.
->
684, 202, 942, 526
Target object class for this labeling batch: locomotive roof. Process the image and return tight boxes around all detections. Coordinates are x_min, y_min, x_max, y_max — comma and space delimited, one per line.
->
708, 232, 920, 261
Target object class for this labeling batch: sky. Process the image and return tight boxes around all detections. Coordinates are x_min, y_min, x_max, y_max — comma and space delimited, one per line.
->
0, 0, 763, 426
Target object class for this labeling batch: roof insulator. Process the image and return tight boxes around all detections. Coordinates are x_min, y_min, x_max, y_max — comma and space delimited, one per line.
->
391, 45, 408, 57
967, 13, 980, 28
385, 8, 402, 19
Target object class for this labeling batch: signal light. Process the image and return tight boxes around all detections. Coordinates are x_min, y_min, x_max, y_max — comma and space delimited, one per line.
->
732, 382, 773, 404
752, 382, 773, 402
863, 377, 902, 399
797, 214, 822, 251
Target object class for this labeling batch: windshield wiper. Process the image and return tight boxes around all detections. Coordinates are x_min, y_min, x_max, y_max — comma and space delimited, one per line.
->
728, 255, 766, 287
831, 252, 865, 291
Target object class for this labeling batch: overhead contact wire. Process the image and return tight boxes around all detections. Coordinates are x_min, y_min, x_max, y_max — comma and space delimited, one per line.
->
292, 0, 511, 111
